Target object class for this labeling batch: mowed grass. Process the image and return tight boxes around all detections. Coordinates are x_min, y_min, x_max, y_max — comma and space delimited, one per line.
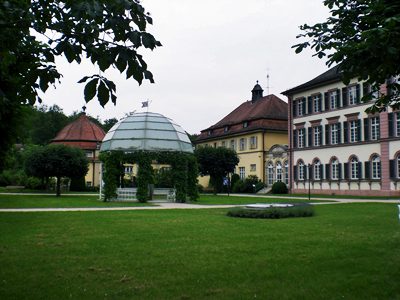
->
0, 204, 399, 299
0, 194, 153, 208
194, 194, 334, 205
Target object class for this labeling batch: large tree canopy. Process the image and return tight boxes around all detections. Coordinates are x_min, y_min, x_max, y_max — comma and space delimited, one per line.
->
293, 0, 400, 112
195, 146, 239, 194
25, 144, 89, 196
0, 0, 160, 169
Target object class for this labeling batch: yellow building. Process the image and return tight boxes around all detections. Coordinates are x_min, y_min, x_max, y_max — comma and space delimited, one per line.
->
195, 82, 288, 188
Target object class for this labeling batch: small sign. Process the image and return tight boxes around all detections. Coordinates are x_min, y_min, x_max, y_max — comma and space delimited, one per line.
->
223, 177, 229, 186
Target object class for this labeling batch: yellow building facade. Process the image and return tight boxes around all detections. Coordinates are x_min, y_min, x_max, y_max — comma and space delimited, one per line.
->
195, 83, 288, 189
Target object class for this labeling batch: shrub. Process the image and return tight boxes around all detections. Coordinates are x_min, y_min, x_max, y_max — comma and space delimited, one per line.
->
25, 177, 43, 190
230, 173, 240, 189
227, 203, 314, 219
70, 176, 86, 191
232, 179, 246, 193
271, 181, 288, 194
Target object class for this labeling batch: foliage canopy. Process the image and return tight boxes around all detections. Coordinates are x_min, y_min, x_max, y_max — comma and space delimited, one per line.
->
293, 0, 400, 112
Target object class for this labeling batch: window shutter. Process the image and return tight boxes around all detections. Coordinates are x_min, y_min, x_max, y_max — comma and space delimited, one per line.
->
308, 127, 313, 147
320, 164, 324, 180
306, 165, 309, 180
325, 163, 330, 180
342, 87, 348, 107
356, 84, 361, 103
294, 165, 298, 181
293, 130, 297, 148
338, 163, 342, 179
310, 165, 314, 180
325, 125, 329, 145
344, 163, 349, 179
364, 161, 370, 179
364, 118, 369, 141
292, 100, 297, 117
336, 89, 341, 107
338, 123, 342, 144
363, 82, 370, 99
302, 99, 306, 115
324, 92, 329, 111
358, 162, 362, 179
343, 122, 348, 143
389, 160, 395, 178
318, 93, 322, 111
388, 112, 394, 137
308, 96, 312, 114
357, 119, 362, 141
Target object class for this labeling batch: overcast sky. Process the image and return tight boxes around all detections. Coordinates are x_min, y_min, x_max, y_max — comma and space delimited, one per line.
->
41, 0, 331, 134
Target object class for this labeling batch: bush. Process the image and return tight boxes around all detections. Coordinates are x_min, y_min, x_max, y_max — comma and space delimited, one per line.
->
0, 170, 27, 186
227, 203, 314, 219
25, 177, 44, 190
230, 173, 240, 189
70, 176, 86, 191
232, 179, 246, 193
271, 181, 288, 194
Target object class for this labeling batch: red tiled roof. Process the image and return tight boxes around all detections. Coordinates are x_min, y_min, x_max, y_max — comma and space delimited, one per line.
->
51, 114, 105, 150
196, 94, 288, 142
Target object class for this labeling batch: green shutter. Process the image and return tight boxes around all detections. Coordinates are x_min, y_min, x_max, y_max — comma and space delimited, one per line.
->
364, 118, 369, 141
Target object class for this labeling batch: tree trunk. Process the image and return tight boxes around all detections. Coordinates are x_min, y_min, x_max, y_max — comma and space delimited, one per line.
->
56, 176, 61, 197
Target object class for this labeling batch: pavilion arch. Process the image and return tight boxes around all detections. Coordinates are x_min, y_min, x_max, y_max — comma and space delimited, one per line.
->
99, 112, 198, 203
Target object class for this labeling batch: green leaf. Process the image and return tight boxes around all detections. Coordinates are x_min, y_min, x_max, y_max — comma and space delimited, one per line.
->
97, 80, 110, 107
84, 78, 98, 103
77, 76, 90, 83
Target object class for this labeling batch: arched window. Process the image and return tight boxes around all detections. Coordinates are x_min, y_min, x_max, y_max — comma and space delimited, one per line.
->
351, 157, 359, 179
284, 161, 289, 184
371, 155, 381, 179
267, 162, 274, 185
276, 162, 282, 182
397, 155, 400, 178
313, 160, 321, 180
298, 161, 305, 180
331, 158, 339, 180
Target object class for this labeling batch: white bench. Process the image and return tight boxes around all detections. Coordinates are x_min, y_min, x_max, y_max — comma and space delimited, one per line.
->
115, 187, 176, 201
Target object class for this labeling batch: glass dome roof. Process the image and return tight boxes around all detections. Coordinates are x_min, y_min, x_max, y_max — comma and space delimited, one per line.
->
100, 112, 193, 153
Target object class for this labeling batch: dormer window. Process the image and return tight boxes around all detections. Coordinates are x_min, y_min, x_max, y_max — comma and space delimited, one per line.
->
208, 130, 212, 136
224, 126, 229, 132
243, 121, 249, 128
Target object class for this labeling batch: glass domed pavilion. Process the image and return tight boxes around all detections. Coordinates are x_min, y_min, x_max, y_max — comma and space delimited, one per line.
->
99, 112, 197, 203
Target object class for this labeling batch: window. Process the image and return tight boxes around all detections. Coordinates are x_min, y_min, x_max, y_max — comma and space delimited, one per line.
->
350, 157, 359, 179
284, 161, 289, 184
397, 112, 400, 136
313, 95, 321, 112
230, 140, 235, 150
298, 161, 305, 180
398, 156, 400, 178
250, 136, 257, 149
370, 117, 380, 140
267, 163, 274, 185
313, 160, 321, 180
208, 130, 212, 136
239, 138, 246, 151
331, 159, 339, 180
243, 121, 248, 128
371, 156, 381, 179
221, 141, 226, 147
350, 120, 358, 143
348, 86, 357, 105
224, 126, 229, 132
330, 90, 338, 109
298, 99, 305, 116
86, 181, 92, 187
86, 151, 94, 158
298, 128, 305, 148
314, 126, 321, 146
250, 164, 256, 172
124, 166, 133, 174
213, 142, 217, 148
239, 167, 246, 180
276, 162, 282, 182
331, 123, 339, 144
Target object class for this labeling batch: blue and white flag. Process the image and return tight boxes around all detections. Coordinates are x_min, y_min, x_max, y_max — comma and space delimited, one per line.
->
142, 101, 149, 108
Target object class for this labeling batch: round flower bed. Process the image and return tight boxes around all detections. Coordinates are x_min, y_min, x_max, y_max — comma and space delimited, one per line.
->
227, 203, 314, 219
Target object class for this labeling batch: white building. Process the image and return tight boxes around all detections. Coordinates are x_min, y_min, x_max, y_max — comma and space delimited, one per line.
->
283, 66, 400, 196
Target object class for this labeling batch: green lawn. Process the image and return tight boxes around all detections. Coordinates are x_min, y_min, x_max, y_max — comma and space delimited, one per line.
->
0, 194, 153, 208
194, 194, 334, 205
0, 203, 399, 299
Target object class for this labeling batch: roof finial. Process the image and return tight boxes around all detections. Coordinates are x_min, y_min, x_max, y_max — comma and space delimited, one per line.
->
82, 105, 87, 114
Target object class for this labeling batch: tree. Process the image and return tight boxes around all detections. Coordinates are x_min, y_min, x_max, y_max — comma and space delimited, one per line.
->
195, 146, 239, 194
103, 118, 119, 133
0, 0, 161, 170
293, 0, 400, 112
25, 144, 88, 196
